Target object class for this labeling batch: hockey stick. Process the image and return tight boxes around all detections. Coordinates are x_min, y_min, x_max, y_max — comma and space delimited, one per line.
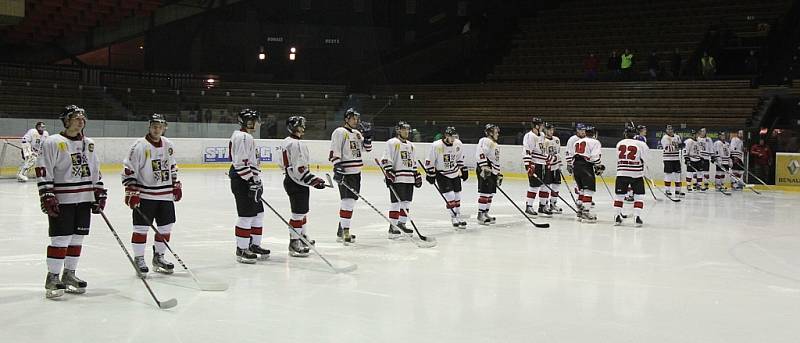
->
742, 168, 772, 190
133, 208, 228, 291
644, 175, 681, 202
417, 160, 460, 218
326, 173, 437, 248
559, 170, 581, 207
495, 184, 550, 228
528, 170, 579, 214
373, 158, 435, 242
98, 210, 177, 309
713, 162, 759, 195
259, 197, 358, 273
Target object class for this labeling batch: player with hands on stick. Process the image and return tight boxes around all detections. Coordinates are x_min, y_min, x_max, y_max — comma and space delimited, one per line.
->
380, 121, 420, 239
424, 126, 468, 229
329, 108, 372, 245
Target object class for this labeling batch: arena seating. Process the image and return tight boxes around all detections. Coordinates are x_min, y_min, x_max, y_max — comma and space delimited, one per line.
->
0, 79, 113, 119
490, 0, 792, 80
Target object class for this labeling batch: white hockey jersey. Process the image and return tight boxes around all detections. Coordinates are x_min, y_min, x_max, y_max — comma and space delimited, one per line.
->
683, 138, 700, 162
544, 135, 562, 171
574, 137, 602, 164
730, 137, 744, 161
697, 137, 714, 161
281, 135, 321, 187
229, 130, 261, 182
713, 140, 731, 164
565, 134, 580, 166
424, 138, 465, 179
381, 137, 417, 184
615, 138, 650, 178
122, 136, 178, 201
36, 133, 104, 204
329, 126, 372, 174
660, 134, 682, 161
21, 128, 49, 156
523, 130, 547, 166
476, 137, 501, 175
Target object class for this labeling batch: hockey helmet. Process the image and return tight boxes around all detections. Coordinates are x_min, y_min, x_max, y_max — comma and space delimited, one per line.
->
575, 123, 586, 131
149, 113, 168, 126
624, 125, 637, 138
59, 105, 85, 127
395, 121, 411, 132
238, 108, 261, 128
286, 115, 306, 133
344, 108, 360, 121
444, 126, 458, 137
584, 124, 596, 135
531, 117, 544, 127
484, 123, 499, 135
637, 124, 647, 132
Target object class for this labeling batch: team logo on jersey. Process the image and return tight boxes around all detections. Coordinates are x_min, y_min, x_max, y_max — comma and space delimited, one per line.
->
151, 159, 170, 182
58, 142, 67, 152
88, 143, 94, 152
70, 153, 90, 177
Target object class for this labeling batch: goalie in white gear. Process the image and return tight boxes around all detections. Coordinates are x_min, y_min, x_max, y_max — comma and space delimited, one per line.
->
380, 121, 422, 238
281, 115, 327, 257
17, 121, 49, 182
121, 114, 180, 276
329, 108, 373, 245
424, 127, 469, 229
38, 105, 106, 299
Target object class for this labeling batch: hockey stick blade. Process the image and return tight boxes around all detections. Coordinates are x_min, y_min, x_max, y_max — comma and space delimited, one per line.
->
158, 298, 178, 309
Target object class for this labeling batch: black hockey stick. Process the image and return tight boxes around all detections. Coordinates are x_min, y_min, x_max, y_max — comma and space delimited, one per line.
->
374, 158, 435, 242
742, 168, 772, 190
644, 175, 681, 202
713, 162, 758, 195
134, 208, 228, 291
495, 184, 550, 228
326, 173, 437, 248
417, 160, 460, 218
528, 170, 579, 214
259, 197, 357, 273
559, 170, 581, 208
98, 210, 177, 309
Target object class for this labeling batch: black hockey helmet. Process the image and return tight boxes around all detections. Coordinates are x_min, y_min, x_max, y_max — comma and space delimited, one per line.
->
35, 121, 46, 129
689, 128, 697, 136
531, 117, 544, 127
444, 126, 458, 137
665, 124, 674, 131
575, 122, 586, 131
344, 108, 360, 121
149, 113, 167, 126
238, 108, 260, 128
584, 124, 596, 135
484, 123, 499, 135
718, 130, 727, 139
286, 115, 306, 133
637, 124, 647, 131
59, 105, 85, 127
544, 122, 554, 130
624, 125, 637, 138
395, 121, 411, 132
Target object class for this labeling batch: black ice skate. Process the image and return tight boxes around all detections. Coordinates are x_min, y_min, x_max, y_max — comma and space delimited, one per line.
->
61, 269, 87, 294
249, 244, 271, 261
152, 247, 175, 274
289, 239, 310, 257
236, 247, 257, 264
134, 255, 149, 277
45, 272, 66, 299
538, 204, 553, 217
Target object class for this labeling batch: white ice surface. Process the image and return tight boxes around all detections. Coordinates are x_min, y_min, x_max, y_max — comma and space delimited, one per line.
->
1, 169, 799, 343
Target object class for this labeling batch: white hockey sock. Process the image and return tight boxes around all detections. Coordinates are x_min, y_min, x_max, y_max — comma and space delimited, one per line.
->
339, 198, 355, 229
250, 212, 264, 246
132, 225, 149, 257
389, 201, 401, 226
399, 201, 411, 224
64, 234, 84, 270
633, 194, 644, 217
538, 189, 550, 207
613, 194, 624, 215
47, 236, 71, 274
154, 223, 173, 254
526, 186, 538, 207
478, 193, 491, 211
289, 213, 305, 239
235, 216, 253, 249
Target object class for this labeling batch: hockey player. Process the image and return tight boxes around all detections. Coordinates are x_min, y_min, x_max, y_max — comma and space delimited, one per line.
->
17, 121, 49, 182
523, 117, 550, 217
229, 109, 270, 264
696, 128, 714, 191
542, 123, 564, 214
425, 127, 469, 229
613, 126, 649, 227
380, 121, 422, 238
660, 125, 685, 197
683, 130, 702, 192
329, 108, 373, 245
730, 130, 745, 189
281, 116, 327, 257
634, 125, 648, 145
37, 105, 106, 298
565, 123, 586, 199
121, 114, 180, 276
572, 124, 603, 222
476, 124, 502, 225
713, 130, 732, 192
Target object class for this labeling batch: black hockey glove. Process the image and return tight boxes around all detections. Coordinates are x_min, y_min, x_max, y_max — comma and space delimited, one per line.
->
333, 163, 344, 183
460, 167, 469, 181
414, 171, 423, 188
496, 173, 504, 187
360, 121, 373, 145
593, 164, 606, 176
567, 164, 574, 175
426, 173, 436, 184
92, 188, 107, 214
248, 180, 263, 203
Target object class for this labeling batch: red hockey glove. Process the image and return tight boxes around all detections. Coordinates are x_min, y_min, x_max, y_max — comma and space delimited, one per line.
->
172, 181, 183, 202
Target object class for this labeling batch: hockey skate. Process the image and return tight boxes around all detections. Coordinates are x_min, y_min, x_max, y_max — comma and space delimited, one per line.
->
336, 224, 356, 244
451, 217, 464, 229
549, 203, 563, 214
387, 224, 402, 239
249, 244, 271, 261
289, 239, 309, 257
302, 234, 315, 246
614, 214, 623, 226
634, 216, 644, 227
524, 206, 538, 216
16, 174, 28, 182
477, 211, 491, 225
665, 190, 673, 197
236, 247, 257, 264
578, 208, 597, 223
486, 212, 497, 224
45, 272, 66, 299
537, 204, 553, 217
675, 190, 686, 198
339, 228, 355, 245
152, 247, 175, 274
134, 255, 149, 277
61, 269, 87, 294
396, 222, 413, 234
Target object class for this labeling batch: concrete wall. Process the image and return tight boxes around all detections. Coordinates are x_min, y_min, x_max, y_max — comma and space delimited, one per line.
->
2, 136, 674, 179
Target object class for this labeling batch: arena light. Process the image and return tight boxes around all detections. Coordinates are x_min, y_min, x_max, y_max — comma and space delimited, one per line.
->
258, 53, 266, 60
289, 47, 296, 61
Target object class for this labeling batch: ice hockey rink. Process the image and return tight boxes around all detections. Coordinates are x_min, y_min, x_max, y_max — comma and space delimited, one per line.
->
1, 168, 799, 343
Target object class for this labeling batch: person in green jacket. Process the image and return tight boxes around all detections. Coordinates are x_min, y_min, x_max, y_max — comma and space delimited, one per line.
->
620, 49, 634, 81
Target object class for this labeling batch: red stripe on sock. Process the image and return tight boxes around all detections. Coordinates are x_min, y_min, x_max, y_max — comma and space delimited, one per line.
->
250, 227, 262, 235
399, 209, 407, 217
634, 201, 644, 209
614, 200, 623, 207
289, 219, 303, 228
66, 245, 82, 257
665, 182, 671, 187
478, 197, 489, 204
47, 246, 66, 259
339, 210, 353, 219
527, 191, 535, 198
154, 233, 171, 242
235, 226, 251, 238
538, 191, 548, 198
389, 211, 400, 219
131, 232, 147, 244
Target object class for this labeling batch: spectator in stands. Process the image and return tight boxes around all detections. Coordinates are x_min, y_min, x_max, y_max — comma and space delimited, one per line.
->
583, 52, 599, 81
647, 50, 659, 80
700, 52, 716, 79
749, 137, 772, 184
607, 50, 621, 80
670, 48, 682, 79
620, 49, 634, 81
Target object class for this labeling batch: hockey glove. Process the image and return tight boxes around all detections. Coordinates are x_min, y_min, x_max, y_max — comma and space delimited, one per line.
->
461, 167, 469, 181
92, 188, 107, 214
310, 177, 326, 189
480, 166, 492, 179
684, 157, 690, 166
496, 173, 504, 187
172, 181, 182, 202
40, 191, 59, 217
248, 180, 263, 203
414, 171, 423, 188
384, 169, 396, 187
593, 164, 606, 176
426, 173, 436, 185
333, 163, 344, 183
567, 164, 574, 175
360, 121, 373, 145
124, 186, 141, 209
526, 163, 535, 177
